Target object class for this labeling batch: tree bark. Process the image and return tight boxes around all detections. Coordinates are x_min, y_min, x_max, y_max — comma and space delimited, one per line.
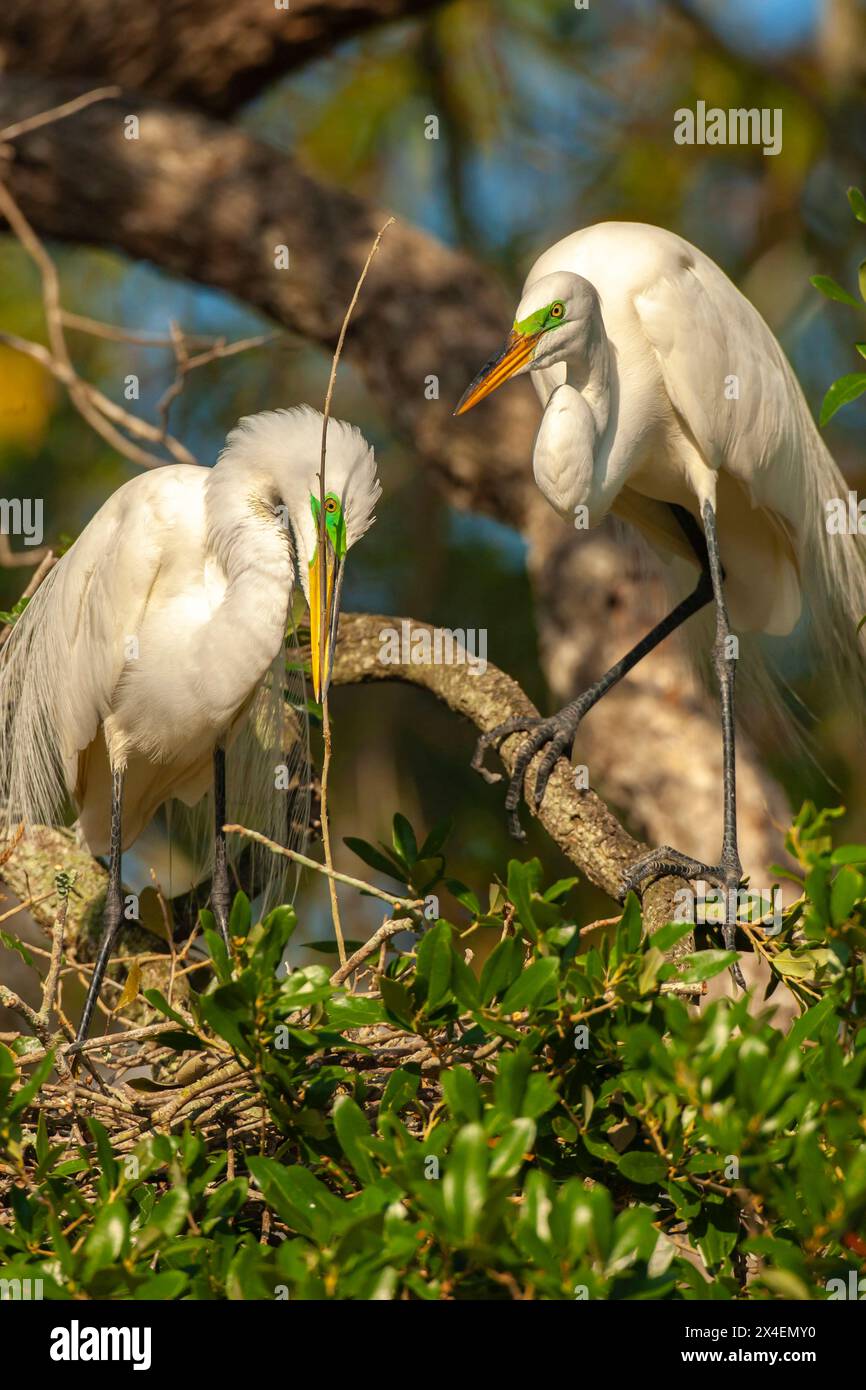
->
0, 74, 790, 875
1, 614, 695, 960
0, 0, 443, 116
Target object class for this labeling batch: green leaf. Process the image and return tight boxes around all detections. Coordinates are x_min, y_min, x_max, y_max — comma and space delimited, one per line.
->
675, 950, 738, 984
831, 844, 866, 865
441, 1066, 482, 1123
506, 858, 543, 936
479, 935, 525, 1004
204, 927, 232, 984
391, 813, 418, 865
379, 975, 415, 1030
650, 920, 694, 953
333, 1096, 379, 1184
500, 956, 559, 1013
489, 1118, 536, 1178
327, 993, 386, 1030
8, 1049, 54, 1118
135, 1188, 190, 1253
343, 836, 407, 883
142, 989, 189, 1028
248, 1158, 341, 1242
810, 273, 860, 307
415, 921, 453, 1011
228, 891, 252, 940
847, 186, 866, 223
133, 1271, 188, 1299
419, 818, 452, 859
197, 984, 254, 1059
379, 1065, 421, 1115
617, 1151, 667, 1184
831, 864, 865, 924
542, 876, 579, 903
279, 964, 332, 1010
203, 1178, 248, 1232
442, 1124, 488, 1242
83, 1201, 129, 1279
0, 931, 34, 967
85, 1116, 119, 1193
819, 373, 866, 426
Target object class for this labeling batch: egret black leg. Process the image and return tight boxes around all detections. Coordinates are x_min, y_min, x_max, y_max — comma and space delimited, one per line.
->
473, 550, 714, 838
72, 766, 126, 1047
621, 499, 746, 988
212, 745, 232, 952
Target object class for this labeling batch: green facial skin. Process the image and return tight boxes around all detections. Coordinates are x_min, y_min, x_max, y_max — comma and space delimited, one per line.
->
310, 492, 347, 559
514, 299, 566, 337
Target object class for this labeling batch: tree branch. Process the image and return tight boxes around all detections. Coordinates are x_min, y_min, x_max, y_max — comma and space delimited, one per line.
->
330, 612, 692, 948
0, 74, 790, 874
0, 1, 444, 116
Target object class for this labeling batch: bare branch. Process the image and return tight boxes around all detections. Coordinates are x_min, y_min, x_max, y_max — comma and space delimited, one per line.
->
330, 612, 693, 948
0, 84, 120, 144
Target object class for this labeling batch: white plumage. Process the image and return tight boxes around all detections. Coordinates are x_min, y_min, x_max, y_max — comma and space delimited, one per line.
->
520, 222, 866, 647
1, 405, 379, 851
456, 220, 866, 970
0, 405, 380, 1040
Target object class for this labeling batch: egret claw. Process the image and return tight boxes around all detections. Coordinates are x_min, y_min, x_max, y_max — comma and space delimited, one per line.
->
620, 845, 747, 990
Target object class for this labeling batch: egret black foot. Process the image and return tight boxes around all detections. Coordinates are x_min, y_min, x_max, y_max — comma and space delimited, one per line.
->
620, 846, 746, 990
471, 704, 586, 841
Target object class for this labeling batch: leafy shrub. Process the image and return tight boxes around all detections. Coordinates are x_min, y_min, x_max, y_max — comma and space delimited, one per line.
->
1, 802, 865, 1300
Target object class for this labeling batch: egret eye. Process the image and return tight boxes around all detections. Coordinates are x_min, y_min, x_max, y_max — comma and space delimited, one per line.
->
325, 497, 339, 514
549, 302, 565, 321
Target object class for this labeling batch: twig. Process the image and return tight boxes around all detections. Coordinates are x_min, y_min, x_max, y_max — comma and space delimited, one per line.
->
38, 891, 69, 1024
316, 216, 395, 965
0, 534, 49, 569
0, 985, 72, 1079
330, 917, 413, 987
60, 310, 228, 350
0, 86, 121, 145
0, 550, 57, 646
223, 823, 421, 911
155, 327, 275, 440
0, 329, 197, 467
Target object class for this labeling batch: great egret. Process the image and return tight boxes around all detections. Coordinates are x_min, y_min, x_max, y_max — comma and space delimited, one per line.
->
455, 221, 866, 960
0, 405, 380, 1043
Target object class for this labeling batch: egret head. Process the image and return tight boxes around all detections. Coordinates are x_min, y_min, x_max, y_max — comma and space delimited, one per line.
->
454, 271, 599, 415
221, 406, 380, 702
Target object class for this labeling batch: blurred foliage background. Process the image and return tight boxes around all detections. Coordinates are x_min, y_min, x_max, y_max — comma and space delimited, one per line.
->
1, 0, 865, 978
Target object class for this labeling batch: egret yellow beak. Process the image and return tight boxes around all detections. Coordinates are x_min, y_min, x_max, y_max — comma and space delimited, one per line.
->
453, 328, 541, 415
309, 542, 345, 703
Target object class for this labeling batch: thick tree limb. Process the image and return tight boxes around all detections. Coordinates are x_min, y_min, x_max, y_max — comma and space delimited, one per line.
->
1, 613, 693, 963
331, 612, 693, 950
0, 74, 789, 874
0, 0, 443, 116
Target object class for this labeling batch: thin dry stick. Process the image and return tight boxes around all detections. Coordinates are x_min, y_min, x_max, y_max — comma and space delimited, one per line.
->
329, 917, 411, 987
0, 86, 120, 144
60, 310, 223, 349
38, 890, 70, 1025
0, 549, 56, 646
316, 217, 395, 965
223, 823, 421, 910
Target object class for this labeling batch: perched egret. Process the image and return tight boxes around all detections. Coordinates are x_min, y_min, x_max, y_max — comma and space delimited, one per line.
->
0, 406, 380, 1043
455, 221, 866, 958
